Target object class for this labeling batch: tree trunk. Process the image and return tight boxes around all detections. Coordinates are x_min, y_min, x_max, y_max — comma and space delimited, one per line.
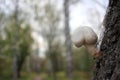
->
93, 0, 120, 80
13, 55, 18, 80
26, 56, 31, 72
13, 0, 19, 80
64, 0, 73, 80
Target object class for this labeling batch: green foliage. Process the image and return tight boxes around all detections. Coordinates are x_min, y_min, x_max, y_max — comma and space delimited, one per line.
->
0, 57, 12, 77
50, 43, 64, 72
2, 22, 33, 57
43, 71, 90, 80
0, 71, 91, 80
37, 1, 64, 77
0, 21, 33, 77
72, 46, 94, 72
45, 42, 64, 73
0, 1, 95, 80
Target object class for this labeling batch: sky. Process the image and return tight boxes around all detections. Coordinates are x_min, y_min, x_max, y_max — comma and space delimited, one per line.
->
69, 0, 108, 33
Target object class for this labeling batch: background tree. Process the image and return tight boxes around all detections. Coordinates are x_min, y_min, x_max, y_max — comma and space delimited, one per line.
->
5, 23, 33, 77
64, 0, 73, 80
0, 2, 34, 77
33, 1, 63, 80
13, 0, 19, 79
93, 0, 120, 80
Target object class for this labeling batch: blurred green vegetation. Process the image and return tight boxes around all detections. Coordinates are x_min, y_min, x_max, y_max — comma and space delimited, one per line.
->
0, 44, 94, 80
0, 19, 33, 78
0, 0, 95, 80
0, 71, 92, 80
73, 46, 94, 72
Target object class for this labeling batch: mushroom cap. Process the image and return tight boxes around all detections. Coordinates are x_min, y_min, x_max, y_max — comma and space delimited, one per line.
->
72, 26, 98, 47
72, 28, 85, 47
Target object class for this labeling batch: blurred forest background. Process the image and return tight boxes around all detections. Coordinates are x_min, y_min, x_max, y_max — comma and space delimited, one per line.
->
0, 0, 108, 80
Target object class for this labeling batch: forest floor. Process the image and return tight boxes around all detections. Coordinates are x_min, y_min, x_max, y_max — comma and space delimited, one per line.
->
32, 76, 43, 80
0, 71, 91, 80
31, 71, 91, 80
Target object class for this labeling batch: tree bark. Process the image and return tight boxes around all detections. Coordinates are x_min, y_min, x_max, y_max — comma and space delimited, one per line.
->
64, 0, 73, 80
93, 0, 120, 80
13, 0, 19, 80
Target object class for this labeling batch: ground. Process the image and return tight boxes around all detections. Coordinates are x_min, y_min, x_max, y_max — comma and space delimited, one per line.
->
32, 76, 43, 80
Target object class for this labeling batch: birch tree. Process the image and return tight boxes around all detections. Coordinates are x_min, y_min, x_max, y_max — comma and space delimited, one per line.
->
13, 0, 19, 79
64, 0, 73, 80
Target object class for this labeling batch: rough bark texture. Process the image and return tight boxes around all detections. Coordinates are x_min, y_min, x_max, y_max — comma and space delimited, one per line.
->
93, 0, 120, 80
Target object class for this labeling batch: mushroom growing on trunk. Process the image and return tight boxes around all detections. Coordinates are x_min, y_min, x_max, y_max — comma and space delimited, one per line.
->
72, 26, 102, 59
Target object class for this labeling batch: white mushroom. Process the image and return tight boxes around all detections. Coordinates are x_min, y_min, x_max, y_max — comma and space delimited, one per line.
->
72, 26, 102, 59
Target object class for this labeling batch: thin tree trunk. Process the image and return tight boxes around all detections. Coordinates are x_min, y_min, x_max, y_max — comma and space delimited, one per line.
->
36, 46, 40, 73
26, 56, 31, 72
13, 55, 18, 80
64, 0, 73, 80
48, 42, 57, 80
13, 0, 19, 80
93, 0, 120, 80
53, 71, 57, 80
